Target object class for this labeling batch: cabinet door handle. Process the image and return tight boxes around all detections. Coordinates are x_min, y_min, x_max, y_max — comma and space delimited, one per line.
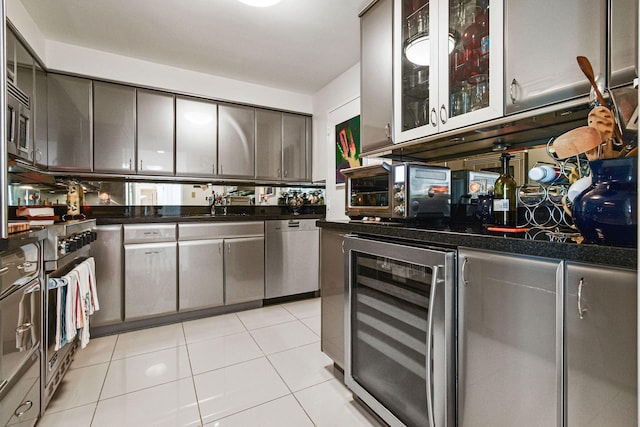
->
144, 251, 160, 255
212, 163, 216, 174
139, 159, 143, 170
14, 400, 33, 418
15, 322, 32, 334
577, 278, 587, 319
384, 123, 391, 139
219, 242, 222, 254
129, 158, 132, 170
430, 107, 437, 127
440, 104, 447, 124
220, 164, 223, 174
510, 78, 518, 104
17, 262, 32, 270
461, 257, 469, 285
227, 243, 231, 254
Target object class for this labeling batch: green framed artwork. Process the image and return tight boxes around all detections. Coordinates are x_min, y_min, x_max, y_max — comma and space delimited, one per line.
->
335, 115, 361, 185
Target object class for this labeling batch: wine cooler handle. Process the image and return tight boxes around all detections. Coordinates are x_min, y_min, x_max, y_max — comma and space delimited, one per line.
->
510, 78, 518, 104
577, 278, 587, 320
384, 123, 391, 139
461, 257, 469, 286
430, 107, 437, 127
440, 104, 447, 125
426, 265, 439, 427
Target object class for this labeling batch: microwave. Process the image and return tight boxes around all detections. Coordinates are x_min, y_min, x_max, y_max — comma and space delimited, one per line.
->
343, 162, 451, 220
6, 81, 31, 159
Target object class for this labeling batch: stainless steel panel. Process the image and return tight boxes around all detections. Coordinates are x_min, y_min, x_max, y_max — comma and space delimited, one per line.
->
0, 244, 39, 298
1, 12, 7, 239
282, 113, 306, 181
565, 262, 637, 427
609, 0, 638, 88
33, 65, 47, 167
176, 96, 218, 177
218, 103, 255, 178
255, 108, 282, 180
0, 280, 41, 386
137, 89, 174, 175
504, 0, 605, 114
0, 351, 39, 427
178, 239, 224, 311
360, 0, 393, 150
47, 74, 92, 171
265, 219, 318, 299
178, 221, 262, 241
124, 242, 177, 320
224, 236, 264, 304
89, 225, 123, 327
457, 248, 560, 427
320, 229, 345, 368
123, 223, 176, 244
93, 81, 136, 173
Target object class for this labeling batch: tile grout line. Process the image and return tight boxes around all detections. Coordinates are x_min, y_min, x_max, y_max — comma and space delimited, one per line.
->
90, 333, 119, 426
181, 321, 205, 427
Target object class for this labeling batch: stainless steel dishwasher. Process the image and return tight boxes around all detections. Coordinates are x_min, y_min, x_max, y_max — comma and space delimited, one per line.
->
265, 219, 319, 299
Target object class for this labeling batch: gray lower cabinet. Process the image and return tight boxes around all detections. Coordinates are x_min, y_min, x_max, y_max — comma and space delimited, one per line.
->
224, 236, 264, 304
47, 74, 92, 171
90, 225, 123, 327
178, 239, 224, 311
565, 262, 637, 426
137, 89, 175, 175
457, 248, 561, 427
218, 103, 255, 178
93, 81, 136, 173
320, 228, 345, 368
176, 96, 218, 177
123, 224, 177, 321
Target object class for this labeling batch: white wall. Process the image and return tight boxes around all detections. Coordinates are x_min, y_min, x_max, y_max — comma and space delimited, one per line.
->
6, 0, 312, 114
311, 63, 360, 221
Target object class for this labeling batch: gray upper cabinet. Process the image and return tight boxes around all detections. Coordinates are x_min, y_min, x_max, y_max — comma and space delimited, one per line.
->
360, 0, 393, 151
255, 108, 282, 180
14, 39, 34, 162
176, 96, 218, 177
48, 74, 92, 171
93, 81, 136, 173
34, 64, 47, 167
218, 103, 255, 178
609, 0, 638, 88
565, 262, 637, 426
282, 113, 306, 181
137, 89, 175, 176
505, 0, 605, 114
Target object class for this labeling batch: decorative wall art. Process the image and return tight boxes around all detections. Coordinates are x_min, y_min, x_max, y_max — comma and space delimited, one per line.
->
335, 115, 361, 185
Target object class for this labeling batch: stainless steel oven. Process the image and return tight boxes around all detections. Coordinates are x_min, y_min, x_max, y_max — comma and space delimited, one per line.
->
42, 219, 97, 409
0, 243, 41, 426
344, 235, 455, 427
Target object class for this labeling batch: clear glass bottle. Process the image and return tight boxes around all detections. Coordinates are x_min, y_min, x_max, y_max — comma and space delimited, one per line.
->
493, 152, 517, 227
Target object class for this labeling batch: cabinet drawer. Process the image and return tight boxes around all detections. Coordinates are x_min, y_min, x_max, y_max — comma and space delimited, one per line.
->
179, 222, 263, 240
0, 352, 40, 427
123, 224, 176, 244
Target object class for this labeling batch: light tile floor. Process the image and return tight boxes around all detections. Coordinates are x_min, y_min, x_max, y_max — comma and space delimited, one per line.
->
37, 297, 384, 427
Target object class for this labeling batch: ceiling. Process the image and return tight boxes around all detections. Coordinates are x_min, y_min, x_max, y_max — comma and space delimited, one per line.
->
18, 0, 367, 95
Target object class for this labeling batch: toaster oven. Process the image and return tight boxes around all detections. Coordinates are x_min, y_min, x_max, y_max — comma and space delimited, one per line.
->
343, 162, 451, 220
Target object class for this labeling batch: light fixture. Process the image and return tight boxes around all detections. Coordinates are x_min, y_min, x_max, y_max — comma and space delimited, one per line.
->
237, 0, 281, 7
405, 32, 458, 66
405, 36, 430, 66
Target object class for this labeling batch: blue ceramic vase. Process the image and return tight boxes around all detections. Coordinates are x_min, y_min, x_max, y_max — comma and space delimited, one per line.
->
571, 157, 637, 247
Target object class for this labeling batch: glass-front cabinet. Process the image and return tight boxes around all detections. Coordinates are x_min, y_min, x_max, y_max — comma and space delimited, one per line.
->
393, 0, 503, 143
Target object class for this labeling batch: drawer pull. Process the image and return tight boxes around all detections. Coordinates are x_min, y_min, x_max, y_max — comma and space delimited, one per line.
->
0, 267, 9, 275
14, 400, 33, 418
577, 278, 587, 319
16, 322, 32, 334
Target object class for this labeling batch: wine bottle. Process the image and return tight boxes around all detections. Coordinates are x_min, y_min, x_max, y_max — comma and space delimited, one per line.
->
493, 152, 517, 227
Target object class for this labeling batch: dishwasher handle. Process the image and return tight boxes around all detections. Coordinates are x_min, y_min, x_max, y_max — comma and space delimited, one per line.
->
287, 220, 300, 228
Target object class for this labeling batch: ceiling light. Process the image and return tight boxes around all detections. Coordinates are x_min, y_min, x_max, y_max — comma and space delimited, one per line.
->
405, 36, 430, 66
237, 0, 281, 7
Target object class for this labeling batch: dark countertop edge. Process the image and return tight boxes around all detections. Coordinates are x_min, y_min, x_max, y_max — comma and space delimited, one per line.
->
0, 227, 48, 251
95, 214, 325, 225
316, 220, 638, 270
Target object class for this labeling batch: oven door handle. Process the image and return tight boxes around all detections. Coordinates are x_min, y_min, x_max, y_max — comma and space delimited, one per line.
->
426, 264, 439, 427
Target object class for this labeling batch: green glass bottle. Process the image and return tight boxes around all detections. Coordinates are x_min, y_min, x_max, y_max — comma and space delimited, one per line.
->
493, 152, 517, 227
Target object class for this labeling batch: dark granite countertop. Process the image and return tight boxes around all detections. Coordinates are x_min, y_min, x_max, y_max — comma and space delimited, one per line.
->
95, 213, 324, 225
0, 227, 48, 252
317, 220, 637, 270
